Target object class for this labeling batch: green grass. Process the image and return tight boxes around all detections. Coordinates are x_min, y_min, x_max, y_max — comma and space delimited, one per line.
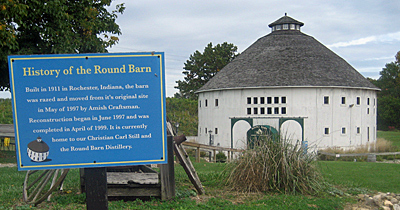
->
377, 130, 400, 148
318, 161, 400, 193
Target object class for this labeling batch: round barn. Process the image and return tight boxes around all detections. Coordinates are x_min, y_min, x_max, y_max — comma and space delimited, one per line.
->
196, 15, 379, 151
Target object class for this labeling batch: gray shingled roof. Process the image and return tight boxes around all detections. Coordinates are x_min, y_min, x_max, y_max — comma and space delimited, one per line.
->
197, 17, 378, 93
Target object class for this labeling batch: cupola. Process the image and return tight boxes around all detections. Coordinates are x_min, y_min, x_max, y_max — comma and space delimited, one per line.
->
268, 13, 304, 32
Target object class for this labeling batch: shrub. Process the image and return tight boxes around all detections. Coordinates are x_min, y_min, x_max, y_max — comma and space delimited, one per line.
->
224, 135, 322, 195
216, 152, 227, 163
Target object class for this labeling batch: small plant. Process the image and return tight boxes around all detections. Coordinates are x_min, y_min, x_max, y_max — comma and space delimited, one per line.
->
215, 152, 227, 163
224, 135, 323, 195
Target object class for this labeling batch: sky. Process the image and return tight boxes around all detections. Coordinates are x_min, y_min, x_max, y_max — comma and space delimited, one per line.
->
2, 0, 399, 98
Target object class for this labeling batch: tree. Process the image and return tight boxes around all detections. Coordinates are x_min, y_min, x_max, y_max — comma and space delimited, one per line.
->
0, 0, 125, 90
175, 42, 238, 99
371, 51, 400, 130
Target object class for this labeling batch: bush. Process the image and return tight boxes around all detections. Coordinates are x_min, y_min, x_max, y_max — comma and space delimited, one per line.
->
216, 152, 227, 163
224, 135, 322, 195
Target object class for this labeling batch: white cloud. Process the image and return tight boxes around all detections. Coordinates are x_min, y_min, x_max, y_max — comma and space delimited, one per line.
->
328, 31, 400, 48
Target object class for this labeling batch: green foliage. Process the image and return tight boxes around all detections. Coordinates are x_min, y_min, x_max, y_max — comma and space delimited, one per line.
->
166, 97, 197, 136
0, 98, 12, 124
216, 152, 227, 162
175, 42, 238, 99
371, 51, 400, 130
0, 0, 125, 90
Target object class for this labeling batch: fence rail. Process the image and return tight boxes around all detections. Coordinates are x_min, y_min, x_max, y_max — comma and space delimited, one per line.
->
318, 151, 400, 162
181, 141, 244, 163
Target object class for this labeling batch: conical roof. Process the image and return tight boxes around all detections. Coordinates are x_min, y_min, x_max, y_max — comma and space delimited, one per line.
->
197, 16, 378, 93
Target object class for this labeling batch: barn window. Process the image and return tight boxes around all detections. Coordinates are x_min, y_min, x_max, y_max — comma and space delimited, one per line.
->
341, 97, 346, 105
281, 97, 286, 104
199, 100, 201, 107
290, 24, 295, 30
324, 96, 329, 104
260, 97, 265, 104
253, 97, 258, 104
260, 107, 265, 114
367, 108, 370, 114
247, 108, 251, 115
324, 128, 329, 135
274, 107, 279, 114
274, 97, 279, 104
367, 98, 370, 105
356, 97, 360, 105
247, 97, 251, 104
215, 128, 218, 134
281, 107, 286, 114
283, 24, 289, 30
267, 107, 272, 114
267, 97, 272, 104
215, 99, 218, 106
341, 127, 346, 134
357, 127, 360, 134
205, 99, 208, 107
253, 108, 258, 115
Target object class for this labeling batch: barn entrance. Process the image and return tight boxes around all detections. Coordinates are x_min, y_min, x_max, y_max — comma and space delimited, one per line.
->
247, 125, 278, 149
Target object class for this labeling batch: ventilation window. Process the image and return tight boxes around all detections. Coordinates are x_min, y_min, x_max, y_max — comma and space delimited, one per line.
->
281, 97, 286, 104
253, 97, 258, 104
281, 107, 286, 114
324, 96, 329, 104
260, 97, 265, 104
267, 97, 272, 104
247, 97, 251, 104
274, 97, 279, 104
324, 128, 329, 135
260, 107, 265, 114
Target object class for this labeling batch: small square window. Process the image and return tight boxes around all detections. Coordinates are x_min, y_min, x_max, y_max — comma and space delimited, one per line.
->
324, 128, 329, 135
247, 108, 251, 115
281, 107, 286, 114
253, 108, 258, 115
215, 99, 218, 106
267, 97, 272, 104
281, 97, 286, 104
274, 107, 279, 114
260, 107, 265, 114
341, 127, 346, 134
356, 97, 360, 105
253, 97, 258, 104
247, 97, 251, 104
260, 97, 265, 104
267, 107, 272, 114
274, 97, 279, 104
324, 96, 329, 104
341, 97, 346, 105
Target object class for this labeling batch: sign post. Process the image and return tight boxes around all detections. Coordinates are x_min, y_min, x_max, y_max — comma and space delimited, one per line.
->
9, 52, 167, 208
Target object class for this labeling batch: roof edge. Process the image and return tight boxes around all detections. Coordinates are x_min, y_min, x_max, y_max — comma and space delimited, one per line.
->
196, 85, 381, 93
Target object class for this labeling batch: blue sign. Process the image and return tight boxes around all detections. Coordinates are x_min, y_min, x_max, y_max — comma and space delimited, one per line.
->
8, 52, 167, 171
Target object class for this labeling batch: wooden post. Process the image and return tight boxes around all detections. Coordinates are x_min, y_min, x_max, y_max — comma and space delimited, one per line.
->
227, 151, 231, 162
160, 135, 175, 200
196, 147, 200, 163
85, 167, 108, 210
213, 149, 216, 163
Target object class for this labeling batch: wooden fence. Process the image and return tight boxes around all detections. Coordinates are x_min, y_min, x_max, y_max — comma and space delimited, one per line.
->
318, 151, 400, 162
181, 141, 243, 163
0, 124, 15, 151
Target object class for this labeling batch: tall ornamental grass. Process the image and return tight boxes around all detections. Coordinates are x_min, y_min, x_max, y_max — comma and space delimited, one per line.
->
225, 135, 322, 195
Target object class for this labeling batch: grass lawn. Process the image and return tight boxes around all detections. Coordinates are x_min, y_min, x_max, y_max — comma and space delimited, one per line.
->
377, 130, 400, 148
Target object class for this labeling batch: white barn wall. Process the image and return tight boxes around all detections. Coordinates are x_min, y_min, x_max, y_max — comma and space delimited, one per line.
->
198, 87, 377, 150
